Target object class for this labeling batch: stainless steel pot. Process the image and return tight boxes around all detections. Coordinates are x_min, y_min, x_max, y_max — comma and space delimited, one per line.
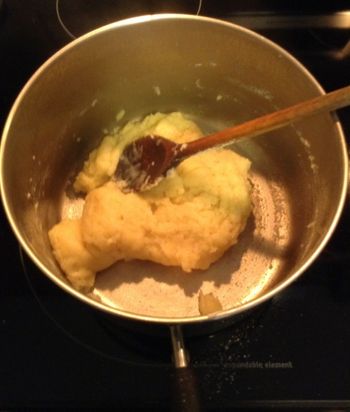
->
0, 15, 348, 364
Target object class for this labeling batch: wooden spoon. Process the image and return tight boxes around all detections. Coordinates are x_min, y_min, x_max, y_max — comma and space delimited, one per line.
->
116, 85, 350, 191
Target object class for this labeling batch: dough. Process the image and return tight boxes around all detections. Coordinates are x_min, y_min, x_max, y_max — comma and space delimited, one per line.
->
49, 112, 251, 292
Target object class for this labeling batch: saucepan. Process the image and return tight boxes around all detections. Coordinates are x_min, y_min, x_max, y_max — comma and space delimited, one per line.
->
0, 15, 348, 367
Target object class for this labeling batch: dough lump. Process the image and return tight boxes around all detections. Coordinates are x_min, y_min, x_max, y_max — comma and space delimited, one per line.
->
49, 112, 251, 292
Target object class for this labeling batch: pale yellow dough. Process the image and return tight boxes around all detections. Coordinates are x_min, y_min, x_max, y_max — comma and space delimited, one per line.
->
49, 112, 251, 292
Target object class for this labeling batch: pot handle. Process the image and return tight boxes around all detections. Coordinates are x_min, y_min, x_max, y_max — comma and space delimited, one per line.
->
169, 325, 201, 411
170, 324, 189, 368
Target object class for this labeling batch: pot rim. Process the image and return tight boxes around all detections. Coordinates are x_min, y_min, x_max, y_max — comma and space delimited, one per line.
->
1, 13, 348, 325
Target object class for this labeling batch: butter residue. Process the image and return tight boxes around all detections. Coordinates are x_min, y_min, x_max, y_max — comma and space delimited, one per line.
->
198, 290, 223, 315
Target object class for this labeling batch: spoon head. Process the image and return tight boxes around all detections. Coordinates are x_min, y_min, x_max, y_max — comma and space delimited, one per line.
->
115, 135, 179, 191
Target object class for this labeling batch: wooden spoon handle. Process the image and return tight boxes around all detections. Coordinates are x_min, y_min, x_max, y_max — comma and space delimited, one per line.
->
181, 85, 350, 157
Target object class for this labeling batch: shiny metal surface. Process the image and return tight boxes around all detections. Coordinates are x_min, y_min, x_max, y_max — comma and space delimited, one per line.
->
0, 15, 348, 326
170, 325, 189, 368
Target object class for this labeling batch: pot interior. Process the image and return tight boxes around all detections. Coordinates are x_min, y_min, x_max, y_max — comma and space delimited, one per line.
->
1, 16, 347, 321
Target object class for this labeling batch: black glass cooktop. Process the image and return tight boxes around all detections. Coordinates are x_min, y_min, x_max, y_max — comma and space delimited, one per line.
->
1, 1, 350, 410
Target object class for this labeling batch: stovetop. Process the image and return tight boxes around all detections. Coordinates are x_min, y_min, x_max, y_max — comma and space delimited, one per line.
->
1, 1, 350, 410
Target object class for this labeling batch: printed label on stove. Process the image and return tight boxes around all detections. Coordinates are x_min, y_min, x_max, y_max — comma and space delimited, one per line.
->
195, 361, 294, 369
229, 361, 293, 369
